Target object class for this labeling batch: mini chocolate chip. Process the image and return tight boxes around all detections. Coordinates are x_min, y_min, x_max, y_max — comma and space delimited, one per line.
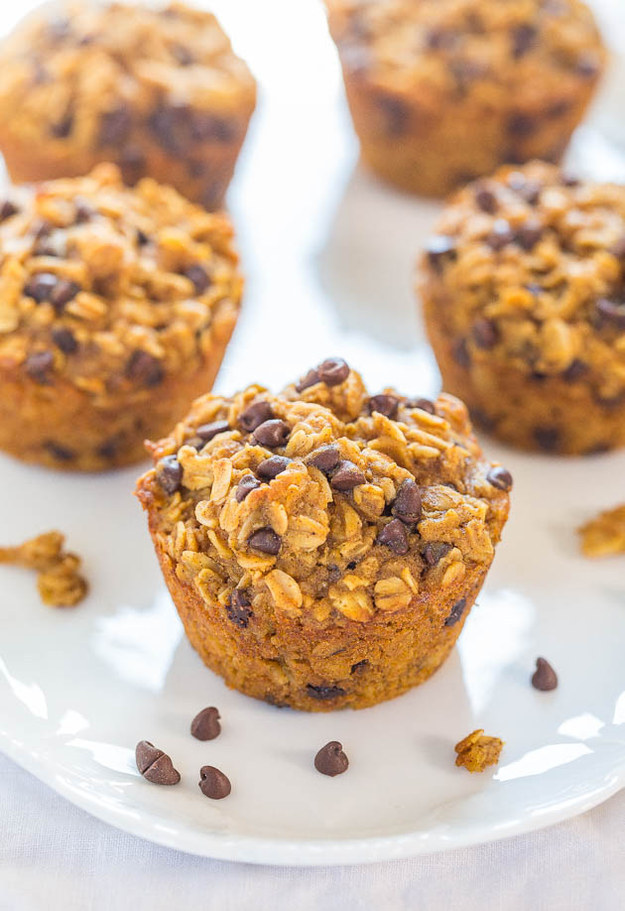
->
562, 359, 588, 383
426, 235, 457, 271
423, 541, 453, 566
475, 186, 498, 214
376, 518, 409, 555
351, 659, 369, 673
23, 273, 58, 303
452, 338, 471, 368
0, 200, 18, 221
445, 598, 467, 627
534, 426, 560, 451
408, 397, 436, 414
296, 367, 320, 391
126, 350, 164, 387
239, 401, 273, 433
531, 657, 558, 691
183, 263, 211, 295
368, 394, 399, 419
596, 298, 625, 330
196, 420, 230, 442
136, 227, 149, 246
316, 357, 350, 387
236, 474, 261, 501
157, 455, 182, 495
471, 318, 498, 349
51, 327, 77, 354
119, 146, 146, 184
199, 765, 231, 799
511, 23, 536, 58
98, 106, 132, 146
25, 350, 54, 384
507, 113, 537, 137
487, 220, 514, 251
227, 589, 253, 627
252, 419, 290, 448
331, 460, 366, 491
307, 444, 341, 474
135, 741, 180, 785
314, 741, 349, 777
248, 527, 281, 555
190, 707, 221, 741
49, 279, 80, 312
306, 684, 346, 700
516, 221, 543, 251
257, 455, 292, 479
45, 441, 75, 462
392, 479, 422, 524
487, 466, 513, 491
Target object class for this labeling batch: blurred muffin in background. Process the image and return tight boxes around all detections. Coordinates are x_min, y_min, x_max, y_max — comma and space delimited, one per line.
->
0, 2, 256, 210
326, 0, 605, 197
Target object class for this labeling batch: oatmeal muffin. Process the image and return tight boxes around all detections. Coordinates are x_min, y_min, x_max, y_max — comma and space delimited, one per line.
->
0, 163, 241, 471
0, 2, 256, 210
136, 358, 511, 711
420, 161, 625, 455
326, 0, 604, 197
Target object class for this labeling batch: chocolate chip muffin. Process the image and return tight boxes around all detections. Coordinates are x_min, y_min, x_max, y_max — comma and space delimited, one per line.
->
420, 161, 625, 455
136, 359, 510, 711
0, 2, 256, 210
0, 163, 241, 471
326, 0, 604, 197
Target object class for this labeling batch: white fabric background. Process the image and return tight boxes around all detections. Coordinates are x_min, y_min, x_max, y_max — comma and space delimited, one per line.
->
1, 753, 624, 911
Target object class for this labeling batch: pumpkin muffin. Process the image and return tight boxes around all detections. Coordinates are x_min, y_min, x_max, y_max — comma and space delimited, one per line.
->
420, 161, 625, 455
326, 0, 604, 197
136, 359, 511, 711
0, 1, 256, 210
0, 163, 241, 471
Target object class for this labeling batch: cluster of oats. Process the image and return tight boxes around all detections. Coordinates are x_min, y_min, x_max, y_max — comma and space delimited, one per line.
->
454, 729, 504, 773
0, 530, 88, 607
578, 504, 625, 558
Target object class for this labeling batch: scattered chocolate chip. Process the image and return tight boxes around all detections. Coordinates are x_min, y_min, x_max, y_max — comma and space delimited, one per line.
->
423, 541, 453, 566
184, 264, 211, 295
51, 327, 78, 354
408, 397, 436, 414
25, 350, 54, 384
314, 741, 349, 777
471, 318, 498, 349
376, 518, 409, 555
252, 419, 290, 448
368, 394, 399, 419
331, 460, 366, 491
126, 350, 164, 387
316, 357, 350, 387
561, 359, 588, 383
452, 338, 471, 368
45, 441, 75, 462
296, 367, 320, 391
511, 23, 537, 58
227, 589, 253, 627
49, 279, 80, 312
0, 200, 18, 221
487, 220, 514, 251
475, 186, 498, 214
307, 444, 341, 474
351, 659, 369, 673
487, 466, 513, 491
196, 419, 230, 442
23, 273, 58, 303
248, 527, 281, 556
377, 93, 409, 137
534, 426, 560, 451
257, 455, 292, 479
239, 401, 273, 433
190, 706, 221, 741
236, 474, 261, 501
199, 765, 231, 799
426, 235, 457, 271
531, 657, 558, 691
119, 146, 146, 185
98, 106, 132, 146
596, 297, 625, 330
507, 112, 537, 137
156, 455, 182, 495
516, 220, 543, 251
135, 741, 180, 785
306, 684, 346, 700
445, 598, 467, 627
392, 479, 422, 524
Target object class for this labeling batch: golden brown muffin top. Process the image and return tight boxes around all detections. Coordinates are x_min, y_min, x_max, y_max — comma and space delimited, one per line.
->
0, 1, 256, 151
0, 163, 241, 400
420, 161, 625, 404
137, 360, 510, 627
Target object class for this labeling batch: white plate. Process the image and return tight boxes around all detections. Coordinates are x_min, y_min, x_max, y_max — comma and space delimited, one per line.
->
1, 0, 625, 867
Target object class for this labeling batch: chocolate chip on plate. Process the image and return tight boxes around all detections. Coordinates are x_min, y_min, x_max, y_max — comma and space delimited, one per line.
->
135, 740, 180, 785
157, 455, 182, 495
247, 527, 281, 555
392, 479, 422, 524
445, 597, 467, 627
239, 400, 273, 433
199, 765, 231, 799
235, 474, 261, 502
376, 518, 409, 555
227, 589, 253, 627
314, 741, 349, 777
487, 466, 513, 491
307, 444, 341, 474
196, 420, 230, 442
257, 455, 292, 479
191, 706, 221, 741
368, 394, 399, 419
330, 460, 366, 491
531, 657, 558, 691
252, 419, 290, 448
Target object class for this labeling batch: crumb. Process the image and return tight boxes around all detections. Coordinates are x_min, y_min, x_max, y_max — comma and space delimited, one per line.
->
0, 531, 88, 607
455, 729, 504, 773
578, 505, 625, 558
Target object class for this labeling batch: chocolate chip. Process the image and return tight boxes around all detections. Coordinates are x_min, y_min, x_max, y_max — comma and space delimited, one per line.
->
257, 455, 292, 479
252, 419, 290, 448
45, 441, 75, 462
248, 527, 281, 556
423, 541, 453, 566
408, 397, 436, 414
377, 93, 409, 137
172, 43, 195, 66
487, 220, 514, 251
445, 598, 467, 627
507, 172, 542, 204
471, 318, 498, 349
0, 200, 18, 221
596, 298, 625, 330
126, 350, 163, 387
314, 741, 349, 777
156, 455, 182, 495
425, 27, 458, 50
296, 368, 320, 391
562, 359, 588, 383
97, 438, 119, 460
135, 227, 149, 246
531, 657, 558, 691
516, 220, 543, 251
511, 24, 536, 58
196, 420, 230, 442
392, 479, 422, 524
368, 394, 399, 419
199, 765, 231, 799
317, 357, 350, 387
51, 327, 77, 354
487, 466, 513, 491
227, 589, 253, 627
148, 103, 190, 154
239, 401, 273, 433
74, 200, 93, 224
534, 426, 560, 451
426, 235, 457, 271
50, 112, 74, 138
25, 350, 53, 384
135, 741, 180, 785
23, 273, 58, 303
98, 106, 132, 146
507, 113, 537, 137
191, 113, 237, 143
306, 684, 346, 700
330, 460, 366, 491
236, 474, 261, 501
475, 186, 498, 214
561, 173, 580, 188
307, 444, 341, 474
119, 146, 146, 184
376, 518, 409, 555
351, 659, 369, 673
184, 264, 211, 295
190, 707, 221, 741
576, 52, 601, 78
49, 279, 80, 312
452, 338, 471, 368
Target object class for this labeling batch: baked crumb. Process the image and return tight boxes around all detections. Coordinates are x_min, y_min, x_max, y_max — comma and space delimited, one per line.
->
578, 505, 625, 558
0, 531, 88, 606
455, 729, 504, 773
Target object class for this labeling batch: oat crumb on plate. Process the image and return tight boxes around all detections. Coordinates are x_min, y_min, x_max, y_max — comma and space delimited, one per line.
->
578, 505, 625, 558
455, 729, 504, 773
0, 530, 88, 606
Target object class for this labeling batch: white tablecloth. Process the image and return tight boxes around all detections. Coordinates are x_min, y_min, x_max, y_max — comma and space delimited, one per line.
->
1, 753, 623, 911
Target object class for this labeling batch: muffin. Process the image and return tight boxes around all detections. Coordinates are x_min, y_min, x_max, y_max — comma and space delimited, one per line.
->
136, 358, 511, 711
420, 161, 625, 455
326, 0, 604, 197
0, 2, 256, 210
0, 163, 242, 471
